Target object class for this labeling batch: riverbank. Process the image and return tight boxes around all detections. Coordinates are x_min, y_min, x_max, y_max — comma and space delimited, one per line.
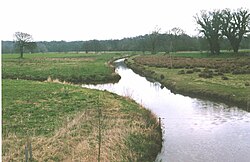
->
2, 53, 125, 84
2, 79, 162, 161
2, 53, 162, 161
126, 53, 250, 110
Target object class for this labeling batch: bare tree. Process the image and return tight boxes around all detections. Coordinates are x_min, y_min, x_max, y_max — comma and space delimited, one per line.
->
168, 27, 185, 52
14, 32, 35, 58
150, 26, 161, 54
169, 27, 185, 36
220, 8, 250, 53
195, 10, 222, 54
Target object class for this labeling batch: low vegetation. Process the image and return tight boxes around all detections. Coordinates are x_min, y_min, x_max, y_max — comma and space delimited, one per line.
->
2, 53, 128, 84
2, 52, 162, 161
126, 52, 250, 110
2, 79, 162, 161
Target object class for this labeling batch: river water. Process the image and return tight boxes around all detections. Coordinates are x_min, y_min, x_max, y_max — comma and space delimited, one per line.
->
83, 59, 250, 162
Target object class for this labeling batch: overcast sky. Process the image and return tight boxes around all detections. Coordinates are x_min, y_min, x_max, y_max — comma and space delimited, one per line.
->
1, 0, 249, 41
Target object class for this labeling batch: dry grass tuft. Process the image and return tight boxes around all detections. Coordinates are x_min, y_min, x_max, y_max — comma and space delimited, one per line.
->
3, 83, 161, 161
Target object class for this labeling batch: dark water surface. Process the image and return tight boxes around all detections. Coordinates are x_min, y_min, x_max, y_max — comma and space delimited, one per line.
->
83, 59, 250, 162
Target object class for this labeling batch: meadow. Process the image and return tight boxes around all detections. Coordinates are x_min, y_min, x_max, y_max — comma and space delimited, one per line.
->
2, 52, 162, 161
2, 52, 127, 84
126, 52, 250, 109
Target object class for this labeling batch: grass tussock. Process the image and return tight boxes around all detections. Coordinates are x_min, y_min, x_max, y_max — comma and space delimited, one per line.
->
2, 79, 162, 161
133, 55, 250, 75
126, 53, 250, 110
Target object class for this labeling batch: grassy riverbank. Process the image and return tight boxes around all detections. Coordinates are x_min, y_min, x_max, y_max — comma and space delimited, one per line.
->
2, 79, 162, 161
2, 52, 162, 161
126, 52, 250, 110
2, 52, 127, 84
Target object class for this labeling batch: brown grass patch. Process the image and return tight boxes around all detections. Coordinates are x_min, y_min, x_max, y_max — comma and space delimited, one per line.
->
3, 91, 161, 161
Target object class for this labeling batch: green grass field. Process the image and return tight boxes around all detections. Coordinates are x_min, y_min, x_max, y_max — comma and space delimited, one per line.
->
2, 52, 162, 161
2, 52, 129, 84
126, 51, 250, 109
2, 79, 161, 161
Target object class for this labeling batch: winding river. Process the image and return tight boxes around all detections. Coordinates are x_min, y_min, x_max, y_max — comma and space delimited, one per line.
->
83, 59, 250, 162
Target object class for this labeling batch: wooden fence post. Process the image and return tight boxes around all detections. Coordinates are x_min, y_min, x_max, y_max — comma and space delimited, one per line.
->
25, 139, 33, 161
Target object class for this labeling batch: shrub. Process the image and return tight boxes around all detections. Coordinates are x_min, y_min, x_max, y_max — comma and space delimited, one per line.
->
221, 76, 229, 80
178, 70, 185, 75
232, 69, 242, 74
198, 72, 213, 78
160, 74, 165, 80
186, 70, 194, 74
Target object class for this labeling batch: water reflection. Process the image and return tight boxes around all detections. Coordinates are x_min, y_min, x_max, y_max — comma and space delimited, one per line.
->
83, 59, 250, 162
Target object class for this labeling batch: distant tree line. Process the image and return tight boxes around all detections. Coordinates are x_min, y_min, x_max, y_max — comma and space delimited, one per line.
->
2, 8, 250, 55
2, 33, 250, 54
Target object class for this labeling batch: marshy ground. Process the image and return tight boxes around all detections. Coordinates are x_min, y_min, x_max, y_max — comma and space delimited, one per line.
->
126, 51, 250, 109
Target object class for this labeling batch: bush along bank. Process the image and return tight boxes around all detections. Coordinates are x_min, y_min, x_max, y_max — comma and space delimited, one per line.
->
125, 56, 250, 111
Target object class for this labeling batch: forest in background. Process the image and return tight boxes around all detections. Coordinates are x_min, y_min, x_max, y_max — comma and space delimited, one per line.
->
2, 33, 250, 54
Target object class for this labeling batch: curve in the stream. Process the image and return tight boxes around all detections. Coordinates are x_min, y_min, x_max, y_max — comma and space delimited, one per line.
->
83, 59, 250, 162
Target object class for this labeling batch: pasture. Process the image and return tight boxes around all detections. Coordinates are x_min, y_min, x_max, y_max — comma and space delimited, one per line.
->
2, 52, 127, 84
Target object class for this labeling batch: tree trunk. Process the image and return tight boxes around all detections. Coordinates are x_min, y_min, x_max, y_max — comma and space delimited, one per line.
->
20, 46, 24, 58
208, 39, 215, 54
214, 41, 220, 54
233, 47, 239, 53
232, 42, 239, 53
151, 45, 156, 54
